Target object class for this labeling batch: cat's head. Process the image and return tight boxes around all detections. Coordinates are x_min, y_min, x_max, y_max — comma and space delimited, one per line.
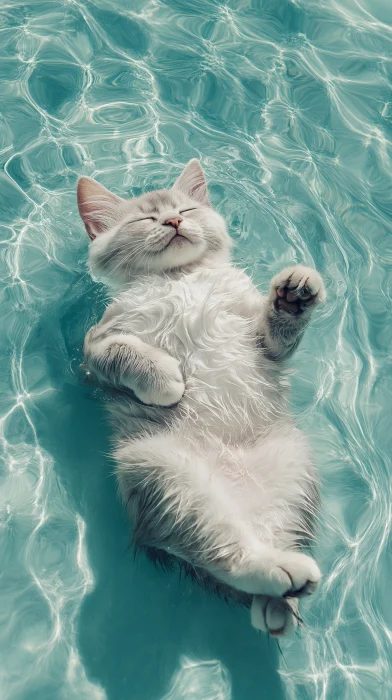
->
77, 160, 231, 287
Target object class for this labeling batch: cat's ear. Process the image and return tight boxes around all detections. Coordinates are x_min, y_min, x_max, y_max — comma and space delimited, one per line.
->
173, 159, 210, 206
77, 177, 124, 240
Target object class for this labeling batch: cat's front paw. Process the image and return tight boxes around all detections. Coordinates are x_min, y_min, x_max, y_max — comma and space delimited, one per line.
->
271, 266, 325, 315
132, 353, 185, 408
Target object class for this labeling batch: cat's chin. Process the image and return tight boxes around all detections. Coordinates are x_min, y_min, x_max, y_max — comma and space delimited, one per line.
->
158, 232, 190, 252
157, 239, 207, 270
169, 233, 189, 246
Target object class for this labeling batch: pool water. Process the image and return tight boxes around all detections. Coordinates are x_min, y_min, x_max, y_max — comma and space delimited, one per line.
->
1, 0, 391, 698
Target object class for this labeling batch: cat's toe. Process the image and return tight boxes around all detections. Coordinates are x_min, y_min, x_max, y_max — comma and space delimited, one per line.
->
251, 595, 299, 637
286, 266, 325, 302
266, 598, 299, 637
156, 378, 186, 406
134, 378, 185, 407
130, 353, 185, 407
277, 552, 322, 598
272, 265, 325, 314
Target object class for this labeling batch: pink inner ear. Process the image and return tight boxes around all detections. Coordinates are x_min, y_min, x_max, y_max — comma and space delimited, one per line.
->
174, 159, 210, 206
77, 177, 122, 240
77, 197, 103, 241
189, 179, 208, 202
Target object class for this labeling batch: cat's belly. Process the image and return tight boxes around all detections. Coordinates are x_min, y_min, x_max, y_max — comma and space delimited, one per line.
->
175, 321, 284, 441
117, 270, 286, 441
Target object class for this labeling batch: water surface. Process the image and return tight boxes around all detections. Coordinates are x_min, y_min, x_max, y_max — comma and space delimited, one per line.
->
1, 0, 391, 698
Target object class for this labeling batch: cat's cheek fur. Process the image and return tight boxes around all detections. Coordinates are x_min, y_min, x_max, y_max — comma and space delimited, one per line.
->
87, 228, 122, 286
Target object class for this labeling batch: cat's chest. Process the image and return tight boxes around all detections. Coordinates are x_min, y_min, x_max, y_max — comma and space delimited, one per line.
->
115, 269, 281, 436
119, 268, 258, 358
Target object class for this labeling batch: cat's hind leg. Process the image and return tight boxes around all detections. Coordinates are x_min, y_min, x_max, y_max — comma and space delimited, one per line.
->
115, 433, 321, 601
261, 265, 325, 359
251, 595, 300, 637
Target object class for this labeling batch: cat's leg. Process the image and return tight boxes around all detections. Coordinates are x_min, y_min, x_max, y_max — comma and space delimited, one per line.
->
84, 327, 184, 407
115, 433, 321, 599
261, 265, 326, 360
251, 595, 300, 637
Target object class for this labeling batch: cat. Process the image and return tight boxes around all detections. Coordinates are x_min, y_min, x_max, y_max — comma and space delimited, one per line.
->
77, 159, 325, 637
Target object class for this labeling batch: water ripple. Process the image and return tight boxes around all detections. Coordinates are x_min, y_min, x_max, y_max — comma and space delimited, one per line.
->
0, 0, 391, 698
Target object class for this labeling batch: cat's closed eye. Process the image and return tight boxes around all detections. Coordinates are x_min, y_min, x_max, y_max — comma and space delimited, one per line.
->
180, 208, 197, 214
132, 216, 157, 223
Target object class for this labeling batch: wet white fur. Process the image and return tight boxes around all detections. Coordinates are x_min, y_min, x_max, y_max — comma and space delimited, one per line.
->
78, 160, 325, 636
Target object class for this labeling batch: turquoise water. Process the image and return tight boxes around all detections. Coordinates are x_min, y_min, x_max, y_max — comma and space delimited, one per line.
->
1, 0, 391, 698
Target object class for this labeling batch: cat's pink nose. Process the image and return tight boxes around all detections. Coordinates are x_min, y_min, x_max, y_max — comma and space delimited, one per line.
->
164, 216, 183, 229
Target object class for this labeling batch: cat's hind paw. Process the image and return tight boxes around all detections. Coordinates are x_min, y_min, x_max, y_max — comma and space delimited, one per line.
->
228, 548, 321, 599
271, 265, 326, 315
251, 595, 300, 637
268, 550, 321, 598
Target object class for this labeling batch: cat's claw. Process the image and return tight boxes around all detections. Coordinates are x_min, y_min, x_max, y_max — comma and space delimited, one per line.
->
271, 265, 326, 315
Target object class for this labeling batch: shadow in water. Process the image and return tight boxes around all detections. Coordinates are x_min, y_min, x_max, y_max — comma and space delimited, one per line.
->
33, 292, 285, 700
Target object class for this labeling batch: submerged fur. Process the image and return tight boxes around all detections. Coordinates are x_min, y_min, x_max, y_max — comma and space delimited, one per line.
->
78, 160, 325, 635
